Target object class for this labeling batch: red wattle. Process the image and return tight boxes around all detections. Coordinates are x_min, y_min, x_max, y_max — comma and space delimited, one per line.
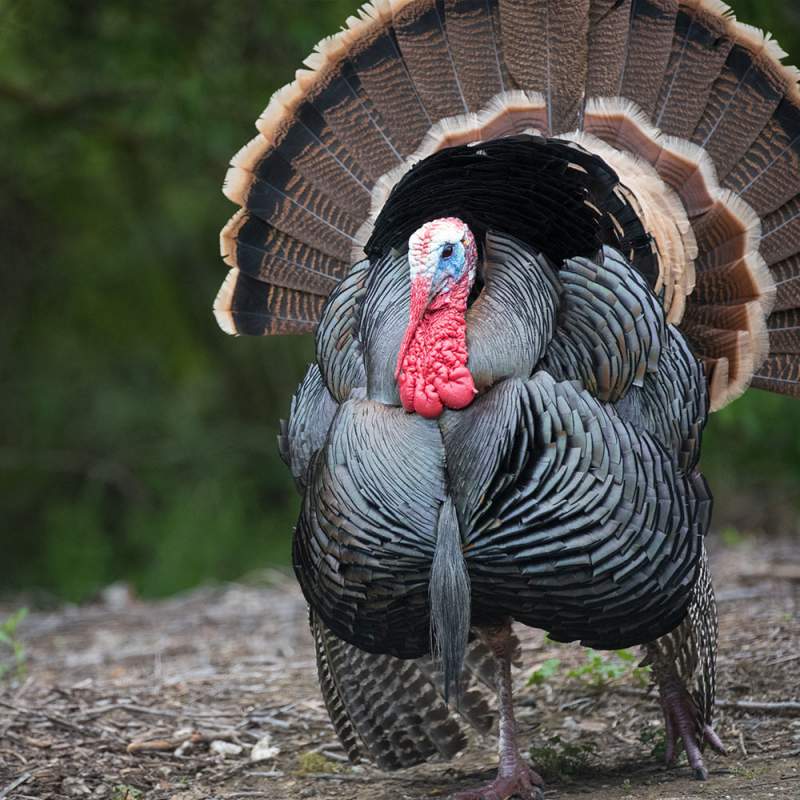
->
396, 274, 476, 419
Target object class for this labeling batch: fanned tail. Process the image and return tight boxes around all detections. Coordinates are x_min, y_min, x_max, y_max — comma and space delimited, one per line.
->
216, 0, 800, 404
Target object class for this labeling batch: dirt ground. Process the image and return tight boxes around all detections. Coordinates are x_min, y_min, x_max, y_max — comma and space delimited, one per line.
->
1, 535, 798, 800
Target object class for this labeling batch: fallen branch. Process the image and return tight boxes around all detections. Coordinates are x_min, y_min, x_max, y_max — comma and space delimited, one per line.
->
715, 699, 800, 716
126, 728, 241, 754
608, 688, 800, 715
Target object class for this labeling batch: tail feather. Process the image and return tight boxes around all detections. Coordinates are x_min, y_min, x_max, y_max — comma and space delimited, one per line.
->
692, 32, 791, 179
619, 0, 679, 117
722, 97, 800, 216
307, 63, 406, 182
586, 0, 632, 99
654, 3, 733, 138
762, 196, 800, 267
766, 310, 800, 355
255, 85, 378, 209
499, 0, 590, 134
220, 211, 345, 295
213, 270, 325, 335
752, 354, 800, 396
391, 0, 469, 120
222, 155, 360, 262
442, 0, 509, 110
345, 12, 433, 156
772, 255, 800, 313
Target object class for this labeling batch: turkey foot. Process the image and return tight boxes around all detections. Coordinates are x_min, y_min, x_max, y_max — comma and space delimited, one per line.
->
453, 620, 544, 800
659, 675, 727, 780
453, 760, 544, 800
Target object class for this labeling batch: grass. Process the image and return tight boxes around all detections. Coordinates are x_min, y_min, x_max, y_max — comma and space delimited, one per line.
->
529, 736, 597, 781
294, 751, 343, 775
0, 608, 28, 680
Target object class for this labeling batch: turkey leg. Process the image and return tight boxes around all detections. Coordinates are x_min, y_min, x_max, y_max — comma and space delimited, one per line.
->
454, 620, 544, 800
656, 667, 727, 780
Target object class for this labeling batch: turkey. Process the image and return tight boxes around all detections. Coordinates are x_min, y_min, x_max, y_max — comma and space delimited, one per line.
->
213, 1, 800, 797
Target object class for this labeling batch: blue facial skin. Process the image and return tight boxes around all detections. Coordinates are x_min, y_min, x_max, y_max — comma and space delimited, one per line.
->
430, 241, 466, 297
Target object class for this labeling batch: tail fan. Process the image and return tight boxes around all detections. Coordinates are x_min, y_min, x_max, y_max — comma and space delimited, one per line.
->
216, 0, 800, 407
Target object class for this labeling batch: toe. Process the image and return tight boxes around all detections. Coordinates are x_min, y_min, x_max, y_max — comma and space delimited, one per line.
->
703, 725, 727, 756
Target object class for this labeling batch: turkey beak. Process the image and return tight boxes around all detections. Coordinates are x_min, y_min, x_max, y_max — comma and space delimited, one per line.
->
395, 276, 430, 380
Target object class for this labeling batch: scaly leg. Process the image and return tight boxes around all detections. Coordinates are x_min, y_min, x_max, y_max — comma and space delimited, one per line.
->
656, 666, 727, 780
646, 546, 727, 780
454, 620, 544, 800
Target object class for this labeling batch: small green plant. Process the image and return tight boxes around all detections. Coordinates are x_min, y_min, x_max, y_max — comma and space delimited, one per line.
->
0, 608, 28, 680
640, 725, 667, 761
720, 526, 747, 547
111, 787, 143, 800
529, 735, 596, 781
294, 751, 342, 775
527, 657, 561, 686
567, 648, 650, 689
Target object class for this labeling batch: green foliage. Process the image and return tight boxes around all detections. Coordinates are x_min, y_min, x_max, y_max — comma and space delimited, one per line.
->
529, 736, 596, 781
111, 786, 143, 800
527, 657, 561, 686
0, 608, 28, 680
720, 526, 746, 548
1, 0, 799, 600
567, 649, 651, 689
640, 725, 668, 762
527, 648, 651, 690
0, 0, 349, 600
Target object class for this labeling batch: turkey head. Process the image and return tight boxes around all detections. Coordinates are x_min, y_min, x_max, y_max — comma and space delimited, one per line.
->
396, 218, 478, 419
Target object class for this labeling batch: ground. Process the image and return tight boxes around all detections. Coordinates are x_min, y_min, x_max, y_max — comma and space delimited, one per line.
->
1, 535, 798, 800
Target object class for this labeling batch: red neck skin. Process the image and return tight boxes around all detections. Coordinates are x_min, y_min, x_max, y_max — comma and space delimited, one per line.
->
396, 274, 476, 419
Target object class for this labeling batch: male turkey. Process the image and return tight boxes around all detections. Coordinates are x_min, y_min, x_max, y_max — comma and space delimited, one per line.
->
214, 1, 800, 797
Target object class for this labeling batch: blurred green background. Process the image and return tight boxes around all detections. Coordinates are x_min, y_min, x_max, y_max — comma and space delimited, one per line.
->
2, 0, 799, 603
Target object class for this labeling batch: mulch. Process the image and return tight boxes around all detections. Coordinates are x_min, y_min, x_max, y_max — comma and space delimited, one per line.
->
1, 538, 798, 800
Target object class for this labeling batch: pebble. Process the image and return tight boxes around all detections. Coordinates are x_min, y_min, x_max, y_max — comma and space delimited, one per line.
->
251, 733, 281, 762
210, 740, 243, 757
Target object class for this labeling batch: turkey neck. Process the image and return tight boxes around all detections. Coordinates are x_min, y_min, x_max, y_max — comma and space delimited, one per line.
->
396, 274, 476, 419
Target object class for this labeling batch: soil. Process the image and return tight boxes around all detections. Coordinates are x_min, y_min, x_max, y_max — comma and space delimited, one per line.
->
1, 535, 798, 800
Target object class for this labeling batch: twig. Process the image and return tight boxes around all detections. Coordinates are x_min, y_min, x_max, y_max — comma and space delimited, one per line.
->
0, 772, 32, 800
715, 699, 800, 716
245, 771, 283, 778
117, 703, 182, 718
765, 652, 800, 667
301, 773, 369, 781
246, 714, 291, 729
0, 700, 88, 734
127, 729, 239, 754
608, 688, 800, 715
